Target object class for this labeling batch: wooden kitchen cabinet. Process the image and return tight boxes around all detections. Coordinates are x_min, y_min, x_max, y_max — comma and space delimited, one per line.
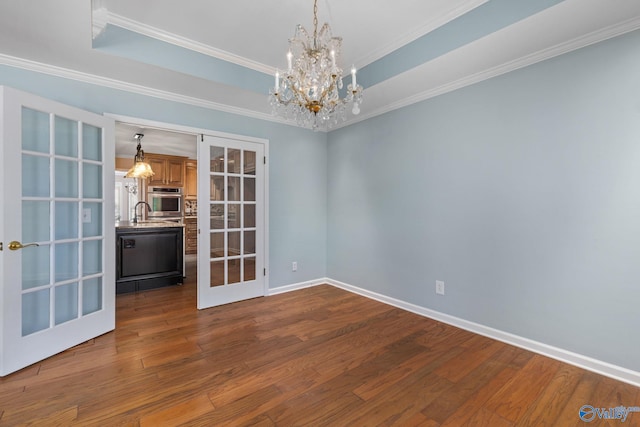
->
145, 153, 186, 186
185, 217, 198, 255
184, 160, 197, 198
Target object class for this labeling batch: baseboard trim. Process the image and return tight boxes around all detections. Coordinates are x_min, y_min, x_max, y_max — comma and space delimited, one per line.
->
269, 277, 640, 388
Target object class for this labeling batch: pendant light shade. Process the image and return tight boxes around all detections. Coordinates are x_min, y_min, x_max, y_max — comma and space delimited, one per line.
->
125, 133, 154, 179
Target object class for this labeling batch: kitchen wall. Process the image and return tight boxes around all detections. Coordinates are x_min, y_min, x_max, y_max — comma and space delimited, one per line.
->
0, 65, 327, 288
327, 29, 640, 372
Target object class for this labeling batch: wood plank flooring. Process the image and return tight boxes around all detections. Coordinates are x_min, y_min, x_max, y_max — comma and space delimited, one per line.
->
1, 261, 639, 426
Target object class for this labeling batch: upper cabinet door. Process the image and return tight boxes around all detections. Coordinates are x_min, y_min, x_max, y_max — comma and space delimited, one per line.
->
0, 86, 115, 376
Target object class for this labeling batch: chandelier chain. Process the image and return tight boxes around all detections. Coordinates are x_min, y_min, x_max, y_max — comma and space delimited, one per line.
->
313, 0, 318, 47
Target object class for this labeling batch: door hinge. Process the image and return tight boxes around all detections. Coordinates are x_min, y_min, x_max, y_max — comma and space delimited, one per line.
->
263, 156, 266, 164
0, 242, 3, 251
263, 268, 266, 276
201, 134, 204, 142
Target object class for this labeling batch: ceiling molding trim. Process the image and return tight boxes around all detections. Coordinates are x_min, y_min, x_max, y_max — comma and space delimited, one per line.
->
354, 0, 489, 68
103, 11, 274, 75
91, 7, 109, 39
0, 53, 287, 126
335, 15, 640, 131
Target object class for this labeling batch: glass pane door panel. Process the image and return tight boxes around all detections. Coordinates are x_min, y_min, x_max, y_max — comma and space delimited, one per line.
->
244, 204, 256, 228
210, 146, 224, 172
55, 202, 78, 240
210, 176, 224, 200
228, 231, 240, 256
211, 232, 224, 258
55, 159, 78, 198
244, 177, 256, 201
228, 259, 241, 285
82, 202, 102, 237
244, 231, 256, 255
228, 176, 240, 201
22, 245, 50, 290
228, 204, 240, 228
55, 243, 78, 282
22, 289, 50, 336
83, 163, 102, 198
244, 257, 256, 281
54, 116, 78, 157
54, 283, 78, 325
244, 151, 256, 175
228, 149, 241, 173
22, 108, 49, 153
22, 201, 50, 242
82, 278, 102, 315
82, 123, 102, 161
210, 204, 224, 229
22, 155, 50, 197
83, 240, 102, 276
210, 260, 224, 287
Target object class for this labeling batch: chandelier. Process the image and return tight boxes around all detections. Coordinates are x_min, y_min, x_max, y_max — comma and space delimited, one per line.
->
269, 0, 363, 130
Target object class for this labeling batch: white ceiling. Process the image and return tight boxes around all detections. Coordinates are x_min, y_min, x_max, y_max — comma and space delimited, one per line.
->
2, 0, 640, 155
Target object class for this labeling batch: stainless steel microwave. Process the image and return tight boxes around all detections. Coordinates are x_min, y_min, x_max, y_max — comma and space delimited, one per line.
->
147, 187, 183, 218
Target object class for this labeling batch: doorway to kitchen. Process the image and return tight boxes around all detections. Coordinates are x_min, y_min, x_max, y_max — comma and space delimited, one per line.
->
111, 115, 269, 309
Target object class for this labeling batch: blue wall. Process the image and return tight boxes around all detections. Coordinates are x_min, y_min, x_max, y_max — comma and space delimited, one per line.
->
0, 66, 328, 288
328, 29, 640, 372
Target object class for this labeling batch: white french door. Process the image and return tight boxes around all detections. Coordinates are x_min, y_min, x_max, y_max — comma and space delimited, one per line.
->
0, 86, 115, 376
197, 135, 266, 309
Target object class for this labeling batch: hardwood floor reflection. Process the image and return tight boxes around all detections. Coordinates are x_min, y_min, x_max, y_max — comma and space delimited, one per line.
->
0, 263, 638, 425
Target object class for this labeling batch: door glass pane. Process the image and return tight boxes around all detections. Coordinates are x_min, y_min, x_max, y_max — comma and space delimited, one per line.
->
23, 154, 50, 197
244, 204, 255, 228
82, 202, 102, 237
210, 204, 224, 229
244, 257, 256, 281
83, 163, 102, 198
228, 204, 240, 228
228, 149, 241, 174
210, 146, 224, 172
23, 245, 50, 290
22, 289, 50, 336
83, 240, 102, 276
82, 123, 102, 161
244, 177, 255, 202
82, 277, 102, 315
55, 242, 78, 282
228, 259, 240, 285
210, 176, 224, 201
244, 231, 256, 255
228, 176, 240, 201
228, 231, 240, 256
210, 232, 224, 258
244, 151, 256, 175
23, 201, 50, 242
55, 201, 78, 240
55, 282, 78, 325
210, 260, 224, 287
55, 159, 78, 198
22, 108, 50, 153
54, 116, 78, 157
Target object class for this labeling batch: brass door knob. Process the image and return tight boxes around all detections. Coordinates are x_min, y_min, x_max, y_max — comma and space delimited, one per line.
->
8, 241, 39, 251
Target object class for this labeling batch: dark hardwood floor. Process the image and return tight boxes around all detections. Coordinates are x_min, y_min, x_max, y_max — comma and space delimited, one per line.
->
1, 260, 639, 425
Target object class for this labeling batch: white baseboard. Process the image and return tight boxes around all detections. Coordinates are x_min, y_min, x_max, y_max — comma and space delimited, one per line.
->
269, 277, 640, 388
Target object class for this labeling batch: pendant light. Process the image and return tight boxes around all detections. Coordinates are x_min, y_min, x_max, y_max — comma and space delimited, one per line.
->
124, 133, 154, 179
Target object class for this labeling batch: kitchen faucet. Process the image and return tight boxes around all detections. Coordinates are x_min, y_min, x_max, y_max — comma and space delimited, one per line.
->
133, 201, 151, 224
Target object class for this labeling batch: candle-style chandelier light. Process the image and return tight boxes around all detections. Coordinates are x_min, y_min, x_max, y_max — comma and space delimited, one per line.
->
269, 0, 363, 130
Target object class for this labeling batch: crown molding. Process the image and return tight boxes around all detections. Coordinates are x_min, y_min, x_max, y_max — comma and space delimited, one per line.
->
102, 11, 274, 75
354, 0, 489, 68
336, 15, 640, 130
0, 53, 284, 126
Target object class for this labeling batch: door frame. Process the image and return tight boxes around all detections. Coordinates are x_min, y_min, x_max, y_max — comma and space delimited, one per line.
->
106, 114, 270, 296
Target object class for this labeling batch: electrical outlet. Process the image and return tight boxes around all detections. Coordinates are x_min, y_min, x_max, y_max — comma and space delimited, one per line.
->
436, 280, 445, 295
292, 261, 297, 272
